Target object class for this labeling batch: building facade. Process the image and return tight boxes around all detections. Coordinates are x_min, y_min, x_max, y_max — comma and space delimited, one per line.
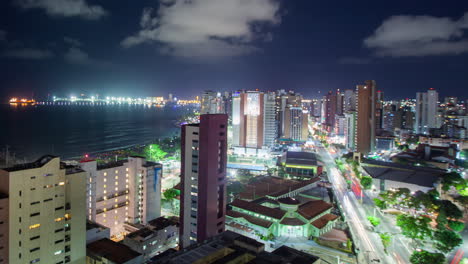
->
263, 91, 278, 147
232, 91, 265, 149
0, 156, 86, 264
180, 114, 228, 248
355, 80, 377, 154
415, 88, 439, 134
201, 90, 225, 114
79, 157, 162, 239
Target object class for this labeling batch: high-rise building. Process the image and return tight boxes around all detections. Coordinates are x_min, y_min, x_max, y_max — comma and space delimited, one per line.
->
376, 90, 384, 130
277, 91, 303, 138
0, 194, 9, 264
343, 89, 356, 112
231, 91, 265, 149
180, 114, 228, 248
263, 91, 278, 146
201, 90, 225, 114
344, 112, 356, 150
415, 88, 439, 134
283, 107, 309, 141
0, 156, 86, 264
336, 89, 344, 116
324, 91, 337, 131
355, 80, 377, 154
80, 157, 162, 239
311, 99, 322, 118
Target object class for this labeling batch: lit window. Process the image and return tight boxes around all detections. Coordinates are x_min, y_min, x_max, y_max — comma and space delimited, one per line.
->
55, 217, 64, 222
54, 250, 63, 255
58, 181, 65, 186
65, 214, 71, 220
104, 190, 107, 194
115, 170, 118, 174
104, 178, 107, 182
126, 179, 129, 183
115, 182, 118, 186
115, 176, 118, 180
114, 221, 118, 225
104, 184, 107, 188
29, 223, 41, 229
126, 185, 129, 188
126, 168, 129, 172
115, 187, 118, 191
104, 172, 107, 176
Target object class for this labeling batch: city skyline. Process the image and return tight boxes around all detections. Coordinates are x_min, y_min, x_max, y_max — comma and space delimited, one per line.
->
1, 1, 468, 99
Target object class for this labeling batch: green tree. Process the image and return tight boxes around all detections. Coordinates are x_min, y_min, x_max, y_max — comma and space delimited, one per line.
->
434, 229, 463, 253
163, 188, 179, 201
441, 172, 465, 192
437, 200, 463, 220
396, 214, 432, 241
373, 198, 387, 210
145, 144, 168, 161
360, 176, 373, 189
410, 250, 445, 264
448, 220, 465, 232
367, 216, 381, 227
236, 169, 253, 183
379, 233, 391, 253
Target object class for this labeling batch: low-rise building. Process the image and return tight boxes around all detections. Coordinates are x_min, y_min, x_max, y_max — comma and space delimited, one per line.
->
227, 198, 338, 240
279, 151, 323, 179
123, 216, 179, 261
361, 160, 445, 193
87, 238, 143, 264
86, 221, 111, 245
152, 230, 321, 264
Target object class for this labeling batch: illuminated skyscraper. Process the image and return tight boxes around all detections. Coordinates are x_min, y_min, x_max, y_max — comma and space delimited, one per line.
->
180, 114, 228, 248
231, 91, 265, 149
263, 91, 278, 146
415, 88, 439, 134
0, 156, 86, 264
201, 90, 224, 114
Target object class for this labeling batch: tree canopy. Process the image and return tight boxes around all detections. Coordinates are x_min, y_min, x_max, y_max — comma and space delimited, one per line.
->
145, 144, 168, 161
410, 250, 445, 264
434, 229, 463, 253
396, 214, 432, 241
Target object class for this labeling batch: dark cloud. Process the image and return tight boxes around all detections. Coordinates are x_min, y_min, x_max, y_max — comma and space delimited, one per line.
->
15, 0, 108, 20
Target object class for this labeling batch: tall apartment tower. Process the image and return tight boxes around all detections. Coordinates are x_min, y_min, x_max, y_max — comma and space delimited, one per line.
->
0, 156, 86, 264
283, 107, 309, 141
263, 91, 278, 147
0, 194, 9, 264
415, 88, 439, 134
355, 80, 377, 154
79, 157, 162, 239
324, 91, 337, 131
180, 114, 228, 248
232, 91, 264, 149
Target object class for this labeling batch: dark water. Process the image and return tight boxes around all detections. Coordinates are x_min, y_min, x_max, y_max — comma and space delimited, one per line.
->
0, 104, 183, 160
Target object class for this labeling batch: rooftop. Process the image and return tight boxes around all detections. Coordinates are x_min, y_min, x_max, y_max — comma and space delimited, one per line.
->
148, 216, 179, 230
311, 214, 339, 229
227, 210, 273, 228
231, 199, 286, 220
86, 220, 108, 231
1, 155, 57, 172
239, 176, 318, 200
280, 217, 305, 226
361, 160, 445, 187
283, 151, 319, 167
298, 200, 333, 220
87, 238, 141, 264
97, 160, 126, 170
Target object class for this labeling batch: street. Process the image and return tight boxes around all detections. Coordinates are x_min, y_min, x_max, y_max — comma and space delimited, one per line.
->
317, 145, 411, 264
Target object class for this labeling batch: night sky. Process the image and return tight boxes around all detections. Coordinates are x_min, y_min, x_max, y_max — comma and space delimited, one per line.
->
1, 0, 467, 100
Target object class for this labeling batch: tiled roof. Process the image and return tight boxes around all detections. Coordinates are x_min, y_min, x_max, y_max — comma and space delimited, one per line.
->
298, 200, 333, 220
268, 178, 320, 198
311, 214, 339, 229
227, 210, 273, 228
280, 217, 305, 226
231, 199, 286, 220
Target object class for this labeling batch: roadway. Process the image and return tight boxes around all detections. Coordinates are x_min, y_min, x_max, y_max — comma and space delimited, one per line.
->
317, 144, 410, 264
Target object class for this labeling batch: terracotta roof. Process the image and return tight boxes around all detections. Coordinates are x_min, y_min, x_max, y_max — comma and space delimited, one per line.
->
268, 178, 320, 198
280, 217, 305, 226
238, 176, 318, 201
298, 200, 333, 220
311, 214, 339, 229
227, 210, 273, 228
231, 199, 286, 220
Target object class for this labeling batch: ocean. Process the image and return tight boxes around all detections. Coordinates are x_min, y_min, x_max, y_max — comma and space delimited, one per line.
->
0, 103, 185, 161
